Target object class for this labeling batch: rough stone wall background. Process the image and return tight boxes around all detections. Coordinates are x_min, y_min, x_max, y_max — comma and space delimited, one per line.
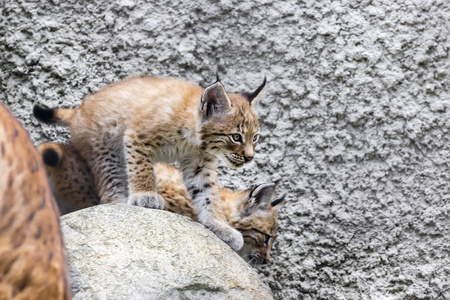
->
1, 0, 449, 299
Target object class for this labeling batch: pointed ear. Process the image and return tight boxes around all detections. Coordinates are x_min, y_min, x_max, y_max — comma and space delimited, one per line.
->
200, 81, 231, 120
242, 76, 267, 104
246, 182, 276, 212
271, 192, 287, 209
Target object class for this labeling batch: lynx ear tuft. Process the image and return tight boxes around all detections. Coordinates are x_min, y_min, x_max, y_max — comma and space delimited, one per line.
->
200, 81, 231, 120
271, 193, 287, 209
273, 178, 282, 186
242, 76, 267, 104
216, 71, 220, 83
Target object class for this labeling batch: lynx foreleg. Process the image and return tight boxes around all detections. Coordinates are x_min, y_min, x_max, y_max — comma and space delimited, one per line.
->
181, 155, 244, 250
123, 131, 164, 210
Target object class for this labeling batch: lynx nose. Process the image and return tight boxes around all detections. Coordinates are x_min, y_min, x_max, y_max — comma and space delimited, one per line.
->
244, 156, 253, 162
261, 258, 270, 264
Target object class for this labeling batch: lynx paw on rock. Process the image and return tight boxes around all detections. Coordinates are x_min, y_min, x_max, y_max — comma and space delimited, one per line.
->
128, 192, 165, 210
207, 220, 245, 251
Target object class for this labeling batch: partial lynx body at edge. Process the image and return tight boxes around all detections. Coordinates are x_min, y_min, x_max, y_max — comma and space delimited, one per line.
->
38, 143, 285, 264
0, 103, 71, 300
34, 75, 267, 250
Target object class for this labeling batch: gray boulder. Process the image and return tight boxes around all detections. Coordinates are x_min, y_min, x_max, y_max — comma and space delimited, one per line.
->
60, 204, 273, 300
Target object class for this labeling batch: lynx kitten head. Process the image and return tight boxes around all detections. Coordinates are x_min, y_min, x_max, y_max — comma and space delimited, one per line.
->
221, 181, 286, 264
199, 77, 266, 168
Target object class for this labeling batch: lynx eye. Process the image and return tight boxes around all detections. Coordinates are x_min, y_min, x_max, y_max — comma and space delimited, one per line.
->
251, 228, 272, 247
230, 133, 242, 143
253, 134, 260, 143
263, 234, 270, 246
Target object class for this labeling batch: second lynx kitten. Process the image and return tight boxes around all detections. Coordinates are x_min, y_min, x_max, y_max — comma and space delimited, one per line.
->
33, 75, 266, 250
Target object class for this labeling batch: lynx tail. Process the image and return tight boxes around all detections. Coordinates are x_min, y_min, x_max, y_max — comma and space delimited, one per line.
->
33, 105, 75, 126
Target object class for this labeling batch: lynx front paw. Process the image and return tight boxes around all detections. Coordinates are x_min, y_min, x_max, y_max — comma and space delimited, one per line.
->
128, 192, 164, 210
207, 222, 244, 251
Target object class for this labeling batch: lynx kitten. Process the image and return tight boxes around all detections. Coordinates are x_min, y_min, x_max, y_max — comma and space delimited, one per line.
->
34, 75, 266, 250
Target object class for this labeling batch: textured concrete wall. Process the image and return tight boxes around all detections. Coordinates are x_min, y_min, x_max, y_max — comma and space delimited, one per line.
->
1, 0, 449, 299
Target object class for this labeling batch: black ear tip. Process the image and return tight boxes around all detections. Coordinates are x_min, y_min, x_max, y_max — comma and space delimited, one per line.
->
216, 71, 220, 83
260, 76, 267, 87
42, 148, 60, 167
246, 76, 267, 103
271, 192, 287, 207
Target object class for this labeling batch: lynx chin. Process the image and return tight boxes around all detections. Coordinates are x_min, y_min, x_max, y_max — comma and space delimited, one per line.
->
33, 75, 267, 250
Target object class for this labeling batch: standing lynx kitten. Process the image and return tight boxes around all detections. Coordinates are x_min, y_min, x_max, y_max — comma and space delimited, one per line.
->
33, 75, 266, 250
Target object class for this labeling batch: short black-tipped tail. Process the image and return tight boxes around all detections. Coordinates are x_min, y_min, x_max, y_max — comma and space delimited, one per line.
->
33, 105, 56, 124
42, 147, 60, 167
33, 105, 75, 126
37, 143, 64, 167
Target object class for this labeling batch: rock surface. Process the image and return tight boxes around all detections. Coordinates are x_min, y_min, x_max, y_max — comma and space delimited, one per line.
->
2, 0, 450, 299
60, 204, 273, 300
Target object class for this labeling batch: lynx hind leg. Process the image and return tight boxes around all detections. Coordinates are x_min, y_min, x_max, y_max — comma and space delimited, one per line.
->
76, 137, 129, 205
181, 156, 244, 250
123, 131, 164, 210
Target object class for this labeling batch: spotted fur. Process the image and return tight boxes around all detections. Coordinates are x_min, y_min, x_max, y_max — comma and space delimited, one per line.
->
38, 143, 284, 264
36, 143, 100, 215
0, 103, 71, 299
33, 75, 266, 250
